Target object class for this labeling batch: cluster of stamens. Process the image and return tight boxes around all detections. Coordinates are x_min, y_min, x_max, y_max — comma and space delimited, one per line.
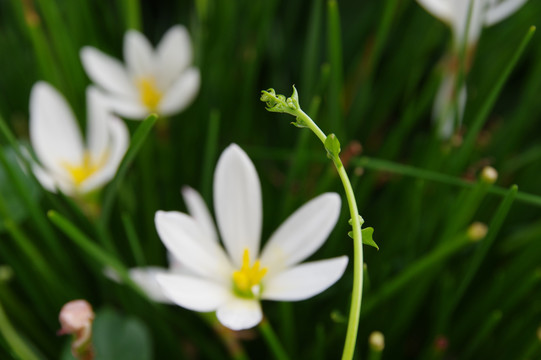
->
232, 248, 267, 298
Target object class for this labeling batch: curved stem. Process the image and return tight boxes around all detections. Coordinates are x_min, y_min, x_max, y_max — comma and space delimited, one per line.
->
295, 109, 364, 360
261, 87, 365, 359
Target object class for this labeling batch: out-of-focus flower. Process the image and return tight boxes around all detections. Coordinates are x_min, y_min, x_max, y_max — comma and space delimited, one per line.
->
417, 0, 528, 47
153, 144, 348, 331
80, 25, 200, 119
58, 300, 95, 360
417, 0, 528, 139
29, 82, 129, 197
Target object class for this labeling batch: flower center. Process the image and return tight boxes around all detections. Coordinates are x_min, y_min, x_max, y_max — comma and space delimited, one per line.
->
232, 248, 267, 298
63, 151, 101, 186
137, 77, 162, 110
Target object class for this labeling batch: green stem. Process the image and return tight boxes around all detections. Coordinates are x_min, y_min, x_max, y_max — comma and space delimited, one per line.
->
259, 318, 290, 360
262, 88, 365, 359
0, 300, 40, 360
294, 110, 363, 360
48, 210, 149, 300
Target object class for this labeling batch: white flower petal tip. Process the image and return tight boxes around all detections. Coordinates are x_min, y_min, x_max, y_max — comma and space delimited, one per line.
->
156, 274, 230, 312
80, 47, 136, 98
262, 256, 349, 302
216, 298, 263, 331
29, 81, 129, 197
129, 267, 176, 304
416, 0, 453, 23
181, 186, 218, 243
214, 144, 262, 268
81, 25, 199, 119
485, 0, 529, 26
417, 0, 528, 46
153, 144, 347, 329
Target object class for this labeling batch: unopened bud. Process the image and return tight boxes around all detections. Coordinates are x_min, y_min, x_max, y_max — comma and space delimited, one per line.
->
467, 222, 488, 242
480, 166, 498, 184
369, 331, 385, 351
58, 300, 94, 360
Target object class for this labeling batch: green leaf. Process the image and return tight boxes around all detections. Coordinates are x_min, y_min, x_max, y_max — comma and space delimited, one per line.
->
348, 227, 378, 250
92, 307, 152, 360
100, 113, 158, 227
0, 146, 41, 233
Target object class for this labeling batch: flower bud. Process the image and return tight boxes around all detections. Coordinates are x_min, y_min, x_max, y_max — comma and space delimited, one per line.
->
369, 331, 385, 352
480, 166, 498, 184
58, 300, 94, 360
467, 222, 488, 242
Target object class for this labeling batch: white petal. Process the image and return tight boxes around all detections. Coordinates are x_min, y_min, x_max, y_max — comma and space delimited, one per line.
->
181, 186, 218, 243
32, 163, 60, 193
30, 82, 84, 178
157, 68, 200, 116
105, 95, 149, 120
452, 0, 484, 46
86, 87, 109, 161
79, 116, 129, 193
416, 0, 454, 23
154, 211, 233, 282
123, 30, 156, 79
129, 267, 175, 304
260, 193, 341, 276
80, 47, 137, 98
213, 144, 262, 267
156, 25, 193, 90
485, 0, 528, 26
156, 273, 230, 312
262, 256, 348, 301
216, 298, 262, 330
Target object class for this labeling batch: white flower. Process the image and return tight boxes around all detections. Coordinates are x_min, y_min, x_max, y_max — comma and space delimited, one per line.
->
417, 0, 528, 47
153, 144, 348, 330
29, 82, 129, 196
80, 25, 200, 119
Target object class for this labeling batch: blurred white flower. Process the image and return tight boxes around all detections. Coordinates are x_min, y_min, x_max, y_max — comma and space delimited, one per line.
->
80, 25, 200, 119
154, 144, 348, 330
417, 0, 528, 47
417, 0, 527, 138
29, 82, 129, 196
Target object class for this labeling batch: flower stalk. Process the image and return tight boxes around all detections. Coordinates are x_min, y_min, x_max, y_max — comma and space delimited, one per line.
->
259, 318, 290, 360
261, 87, 365, 359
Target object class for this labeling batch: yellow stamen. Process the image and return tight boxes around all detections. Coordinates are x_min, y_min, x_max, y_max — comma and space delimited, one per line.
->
137, 77, 162, 110
62, 151, 101, 186
232, 249, 267, 298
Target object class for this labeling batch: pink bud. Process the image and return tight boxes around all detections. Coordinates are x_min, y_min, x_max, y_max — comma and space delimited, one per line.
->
58, 300, 94, 360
